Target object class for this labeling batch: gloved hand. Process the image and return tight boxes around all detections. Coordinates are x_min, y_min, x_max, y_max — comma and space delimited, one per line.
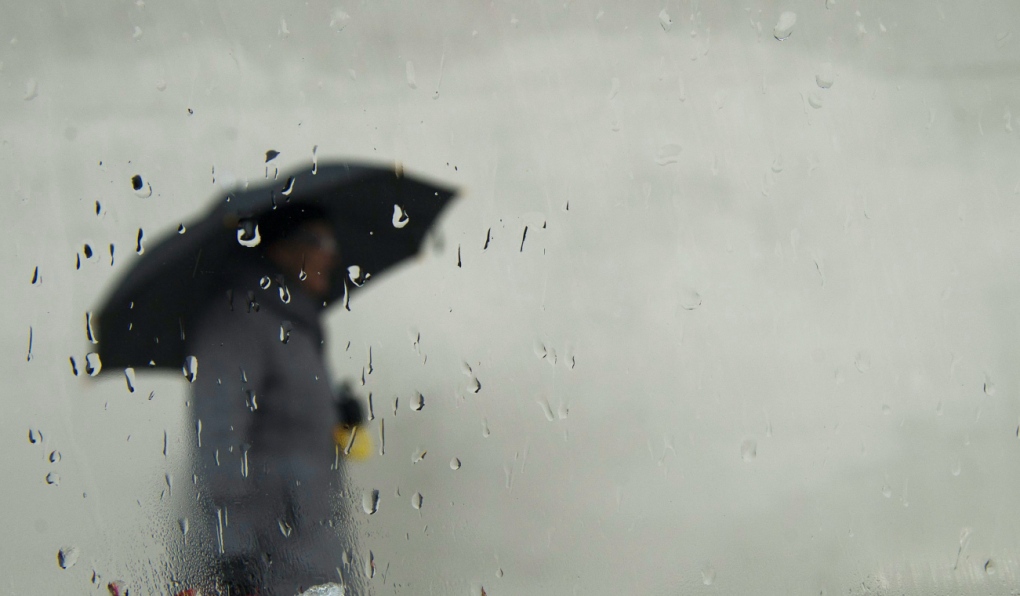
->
333, 382, 372, 461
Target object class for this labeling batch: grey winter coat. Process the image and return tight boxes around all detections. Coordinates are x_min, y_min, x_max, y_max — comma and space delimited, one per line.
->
186, 259, 352, 594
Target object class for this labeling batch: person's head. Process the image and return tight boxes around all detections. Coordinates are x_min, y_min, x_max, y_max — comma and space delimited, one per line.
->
260, 205, 338, 299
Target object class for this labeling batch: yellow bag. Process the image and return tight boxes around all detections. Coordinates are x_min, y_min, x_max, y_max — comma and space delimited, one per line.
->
333, 424, 373, 461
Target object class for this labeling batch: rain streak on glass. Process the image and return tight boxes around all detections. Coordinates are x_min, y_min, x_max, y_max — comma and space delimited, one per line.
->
84, 352, 102, 376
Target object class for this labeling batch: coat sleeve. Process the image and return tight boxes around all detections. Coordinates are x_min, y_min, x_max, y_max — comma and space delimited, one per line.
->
188, 308, 269, 504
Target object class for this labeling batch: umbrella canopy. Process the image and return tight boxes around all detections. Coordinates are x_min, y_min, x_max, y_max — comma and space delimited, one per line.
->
96, 160, 457, 371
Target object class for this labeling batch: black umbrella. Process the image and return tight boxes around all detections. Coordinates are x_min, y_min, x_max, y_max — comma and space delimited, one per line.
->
96, 160, 457, 371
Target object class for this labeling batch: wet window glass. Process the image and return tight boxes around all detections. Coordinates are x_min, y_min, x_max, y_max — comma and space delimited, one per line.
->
5, 2, 1020, 594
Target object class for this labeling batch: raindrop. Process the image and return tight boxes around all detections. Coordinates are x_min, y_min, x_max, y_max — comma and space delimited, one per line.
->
278, 285, 291, 303
279, 322, 292, 344
132, 25, 142, 39
31, 266, 40, 284
49, 450, 60, 463
182, 355, 198, 382
24, 78, 38, 101
131, 175, 152, 198
655, 143, 682, 165
679, 288, 702, 310
483, 228, 492, 250
84, 352, 102, 376
69, 356, 79, 376
808, 92, 823, 109
109, 244, 115, 266
411, 492, 423, 510
179, 517, 189, 543
298, 268, 307, 281
412, 448, 427, 463
265, 150, 280, 163
155, 79, 167, 91
411, 392, 425, 411
701, 565, 716, 585
881, 484, 892, 498
57, 546, 79, 569
236, 220, 261, 247
120, 367, 136, 393
28, 429, 41, 444
658, 9, 672, 31
854, 351, 871, 372
85, 312, 97, 343
280, 176, 296, 196
406, 61, 417, 89
26, 326, 32, 362
470, 377, 482, 393
951, 460, 961, 477
985, 558, 996, 575
278, 519, 293, 538
312, 145, 318, 174
773, 11, 797, 40
177, 224, 186, 234
392, 204, 410, 228
450, 457, 461, 470
259, 276, 271, 290
362, 489, 380, 515
482, 419, 491, 438
76, 253, 81, 270
741, 439, 757, 462
46, 472, 60, 485
94, 201, 101, 215
816, 63, 834, 89
983, 375, 997, 396
136, 228, 145, 254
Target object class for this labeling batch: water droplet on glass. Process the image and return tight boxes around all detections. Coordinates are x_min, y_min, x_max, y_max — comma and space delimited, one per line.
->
49, 450, 60, 463
57, 546, 79, 569
854, 351, 871, 373
392, 204, 410, 228
178, 517, 189, 542
808, 92, 824, 109
701, 565, 716, 585
405, 61, 417, 89
298, 268, 307, 281
236, 220, 261, 247
177, 223, 186, 234
84, 352, 102, 376
679, 288, 702, 310
83, 244, 94, 259
136, 228, 145, 255
881, 484, 892, 498
278, 519, 293, 537
131, 175, 152, 198
411, 392, 425, 411
412, 448, 427, 463
469, 377, 482, 393
265, 150, 280, 163
280, 176, 296, 195
259, 276, 271, 290
411, 492, 423, 510
450, 457, 461, 470
29, 429, 42, 444
155, 79, 167, 91
773, 11, 797, 40
658, 9, 672, 31
741, 439, 757, 462
983, 375, 997, 396
816, 63, 834, 89
985, 559, 996, 574
278, 285, 291, 303
24, 78, 38, 101
31, 266, 40, 285
279, 322, 292, 344
182, 355, 198, 383
655, 143, 682, 165
46, 472, 60, 485
482, 419, 491, 438
362, 489, 380, 515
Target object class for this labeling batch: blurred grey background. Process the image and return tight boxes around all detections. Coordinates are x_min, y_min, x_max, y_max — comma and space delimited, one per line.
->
2, 0, 1020, 594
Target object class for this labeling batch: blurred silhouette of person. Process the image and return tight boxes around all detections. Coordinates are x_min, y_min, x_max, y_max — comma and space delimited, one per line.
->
186, 204, 363, 595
